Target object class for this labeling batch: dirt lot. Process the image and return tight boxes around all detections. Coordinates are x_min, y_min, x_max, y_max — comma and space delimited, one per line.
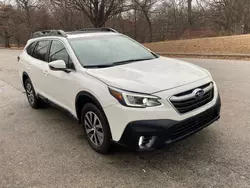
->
145, 34, 250, 55
0, 49, 250, 188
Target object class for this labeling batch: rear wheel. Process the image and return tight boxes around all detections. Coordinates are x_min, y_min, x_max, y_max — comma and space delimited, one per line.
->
24, 78, 42, 109
81, 103, 112, 154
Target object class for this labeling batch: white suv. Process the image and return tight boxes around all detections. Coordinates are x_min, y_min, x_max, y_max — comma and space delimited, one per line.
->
19, 28, 221, 153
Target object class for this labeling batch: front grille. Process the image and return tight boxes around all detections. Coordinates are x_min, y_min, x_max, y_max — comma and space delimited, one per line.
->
171, 108, 218, 141
170, 82, 214, 114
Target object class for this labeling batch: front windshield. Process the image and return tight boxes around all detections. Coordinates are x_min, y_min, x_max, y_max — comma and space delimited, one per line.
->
68, 35, 157, 67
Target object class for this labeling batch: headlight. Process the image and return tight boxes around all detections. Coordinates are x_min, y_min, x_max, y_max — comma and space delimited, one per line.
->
109, 87, 162, 108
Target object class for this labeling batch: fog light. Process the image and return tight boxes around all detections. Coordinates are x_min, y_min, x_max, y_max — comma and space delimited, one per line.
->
138, 136, 156, 149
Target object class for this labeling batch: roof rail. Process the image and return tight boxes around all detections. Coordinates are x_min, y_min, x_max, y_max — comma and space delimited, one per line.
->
78, 27, 118, 33
32, 28, 118, 38
32, 30, 67, 38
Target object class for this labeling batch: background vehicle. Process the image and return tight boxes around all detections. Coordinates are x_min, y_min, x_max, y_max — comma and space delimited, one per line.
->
19, 28, 221, 153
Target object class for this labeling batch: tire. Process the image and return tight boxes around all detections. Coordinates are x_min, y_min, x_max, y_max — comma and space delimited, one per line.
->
81, 103, 112, 154
24, 78, 42, 109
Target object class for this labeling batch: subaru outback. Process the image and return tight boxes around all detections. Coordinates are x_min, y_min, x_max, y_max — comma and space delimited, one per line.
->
18, 28, 221, 153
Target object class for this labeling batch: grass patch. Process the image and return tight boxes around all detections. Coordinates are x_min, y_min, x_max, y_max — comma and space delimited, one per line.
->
144, 34, 250, 55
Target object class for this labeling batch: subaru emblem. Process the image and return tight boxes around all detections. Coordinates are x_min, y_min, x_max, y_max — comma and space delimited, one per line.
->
193, 88, 205, 98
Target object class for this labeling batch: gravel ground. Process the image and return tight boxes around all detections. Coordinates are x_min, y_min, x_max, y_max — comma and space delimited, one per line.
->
0, 49, 250, 188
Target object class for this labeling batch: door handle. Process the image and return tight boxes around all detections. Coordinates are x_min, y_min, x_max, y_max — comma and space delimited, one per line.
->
43, 70, 49, 76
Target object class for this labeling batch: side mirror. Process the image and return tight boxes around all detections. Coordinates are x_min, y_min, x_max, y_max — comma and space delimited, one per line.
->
49, 60, 67, 71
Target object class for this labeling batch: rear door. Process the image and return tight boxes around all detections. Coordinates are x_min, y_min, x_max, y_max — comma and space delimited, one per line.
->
19, 41, 37, 82
29, 40, 51, 96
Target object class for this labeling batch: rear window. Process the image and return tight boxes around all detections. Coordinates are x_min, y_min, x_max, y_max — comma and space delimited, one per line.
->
26, 42, 37, 56
32, 40, 50, 62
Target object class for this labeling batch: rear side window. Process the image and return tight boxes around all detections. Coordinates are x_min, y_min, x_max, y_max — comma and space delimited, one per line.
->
49, 40, 74, 69
32, 40, 50, 62
26, 42, 36, 56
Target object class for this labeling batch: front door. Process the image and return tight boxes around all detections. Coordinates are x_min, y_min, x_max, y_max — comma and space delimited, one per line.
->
43, 40, 78, 114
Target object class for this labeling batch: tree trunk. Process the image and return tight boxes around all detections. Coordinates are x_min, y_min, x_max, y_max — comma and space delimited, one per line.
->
94, 22, 102, 27
92, 19, 103, 27
142, 10, 153, 42
5, 37, 10, 48
25, 6, 32, 35
147, 19, 153, 42
134, 8, 137, 40
17, 38, 20, 48
188, 0, 192, 29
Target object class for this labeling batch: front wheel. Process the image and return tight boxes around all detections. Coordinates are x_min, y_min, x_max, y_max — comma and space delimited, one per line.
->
81, 103, 112, 154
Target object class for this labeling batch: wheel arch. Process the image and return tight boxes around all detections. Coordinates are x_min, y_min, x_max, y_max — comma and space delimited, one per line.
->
22, 72, 30, 86
75, 91, 104, 123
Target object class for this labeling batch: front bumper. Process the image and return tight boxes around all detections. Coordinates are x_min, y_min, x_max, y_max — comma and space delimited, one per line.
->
118, 95, 221, 150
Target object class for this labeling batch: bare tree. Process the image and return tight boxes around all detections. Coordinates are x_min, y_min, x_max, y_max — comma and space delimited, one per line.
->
133, 0, 157, 42
49, 0, 86, 30
12, 10, 26, 47
2, 0, 250, 47
15, 0, 45, 33
152, 0, 188, 40
67, 0, 127, 27
0, 4, 15, 47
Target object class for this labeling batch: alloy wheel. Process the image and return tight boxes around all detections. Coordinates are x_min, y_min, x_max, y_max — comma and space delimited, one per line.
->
84, 111, 104, 146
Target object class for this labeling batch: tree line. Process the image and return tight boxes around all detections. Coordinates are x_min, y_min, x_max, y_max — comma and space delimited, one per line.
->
1, 0, 250, 47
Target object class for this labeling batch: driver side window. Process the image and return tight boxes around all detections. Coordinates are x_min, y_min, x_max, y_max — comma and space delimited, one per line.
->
49, 40, 75, 70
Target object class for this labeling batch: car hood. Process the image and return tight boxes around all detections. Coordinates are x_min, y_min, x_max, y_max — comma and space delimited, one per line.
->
87, 57, 209, 94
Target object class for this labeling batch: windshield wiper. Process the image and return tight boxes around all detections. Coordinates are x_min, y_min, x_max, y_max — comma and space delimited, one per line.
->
84, 64, 114, 68
113, 58, 154, 65
84, 58, 155, 68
